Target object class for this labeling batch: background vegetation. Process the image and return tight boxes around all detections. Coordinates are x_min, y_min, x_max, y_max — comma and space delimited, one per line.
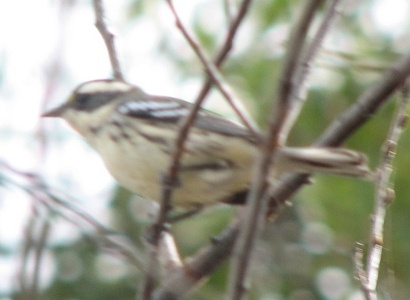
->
1, 0, 410, 299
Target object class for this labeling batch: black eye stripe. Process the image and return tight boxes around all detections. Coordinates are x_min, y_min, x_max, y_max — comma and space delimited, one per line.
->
74, 94, 91, 105
72, 92, 123, 111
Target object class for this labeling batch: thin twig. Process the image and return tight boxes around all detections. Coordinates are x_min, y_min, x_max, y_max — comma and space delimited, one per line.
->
316, 56, 410, 147
30, 214, 51, 299
15, 205, 39, 300
92, 0, 124, 80
166, 0, 258, 134
360, 82, 409, 299
158, 231, 183, 279
267, 50, 410, 215
193, 0, 255, 126
142, 0, 255, 298
153, 218, 241, 300
0, 163, 52, 300
228, 1, 324, 299
0, 165, 145, 272
44, 193, 145, 272
215, 0, 253, 65
354, 243, 371, 299
152, 50, 410, 299
280, 0, 343, 143
223, 0, 234, 24
193, 0, 254, 105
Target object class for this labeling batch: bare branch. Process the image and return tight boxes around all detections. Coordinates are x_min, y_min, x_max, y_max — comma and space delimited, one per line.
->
0, 164, 145, 272
153, 219, 240, 300
267, 50, 410, 215
166, 0, 258, 133
92, 0, 124, 80
359, 82, 409, 299
16, 206, 39, 300
228, 1, 324, 299
354, 243, 373, 300
142, 1, 255, 297
316, 54, 410, 146
223, 0, 234, 25
30, 214, 51, 299
150, 50, 410, 298
215, 0, 253, 65
195, 0, 254, 104
280, 0, 343, 143
158, 231, 183, 278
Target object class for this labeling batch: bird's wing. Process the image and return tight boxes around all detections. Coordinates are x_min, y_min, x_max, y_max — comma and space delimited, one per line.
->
116, 94, 256, 140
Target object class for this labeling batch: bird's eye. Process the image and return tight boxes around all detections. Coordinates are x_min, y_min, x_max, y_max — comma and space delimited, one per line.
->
71, 92, 120, 112
73, 94, 92, 110
73, 94, 91, 109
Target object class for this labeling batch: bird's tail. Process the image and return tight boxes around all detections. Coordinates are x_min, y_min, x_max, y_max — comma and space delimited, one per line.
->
273, 147, 371, 178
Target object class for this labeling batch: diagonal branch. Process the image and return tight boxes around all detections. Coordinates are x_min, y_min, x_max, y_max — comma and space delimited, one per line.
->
268, 50, 410, 215
358, 82, 409, 300
92, 0, 124, 80
153, 218, 241, 300
0, 165, 145, 272
186, 0, 256, 132
166, 0, 257, 133
153, 50, 410, 299
280, 0, 343, 143
228, 1, 324, 299
142, 0, 255, 298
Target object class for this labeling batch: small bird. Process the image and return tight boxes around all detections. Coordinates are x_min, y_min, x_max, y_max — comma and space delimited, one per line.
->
42, 79, 370, 208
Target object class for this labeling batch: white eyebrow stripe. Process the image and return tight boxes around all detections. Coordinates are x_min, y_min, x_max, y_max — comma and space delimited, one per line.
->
77, 81, 133, 93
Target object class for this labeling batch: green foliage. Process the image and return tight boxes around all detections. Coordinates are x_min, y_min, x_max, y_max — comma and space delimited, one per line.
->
4, 0, 410, 299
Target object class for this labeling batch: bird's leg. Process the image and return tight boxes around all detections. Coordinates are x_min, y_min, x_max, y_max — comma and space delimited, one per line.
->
166, 204, 203, 223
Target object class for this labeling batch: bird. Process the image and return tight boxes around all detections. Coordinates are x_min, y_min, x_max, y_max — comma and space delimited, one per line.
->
42, 79, 370, 209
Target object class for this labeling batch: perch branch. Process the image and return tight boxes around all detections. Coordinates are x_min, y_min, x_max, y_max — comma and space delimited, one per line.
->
142, 0, 256, 297
92, 0, 124, 80
153, 50, 410, 299
228, 1, 324, 299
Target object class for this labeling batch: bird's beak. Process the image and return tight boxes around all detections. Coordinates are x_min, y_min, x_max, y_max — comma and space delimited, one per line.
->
42, 102, 69, 118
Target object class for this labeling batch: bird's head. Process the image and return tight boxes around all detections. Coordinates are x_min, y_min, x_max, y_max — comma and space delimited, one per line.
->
42, 79, 138, 135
